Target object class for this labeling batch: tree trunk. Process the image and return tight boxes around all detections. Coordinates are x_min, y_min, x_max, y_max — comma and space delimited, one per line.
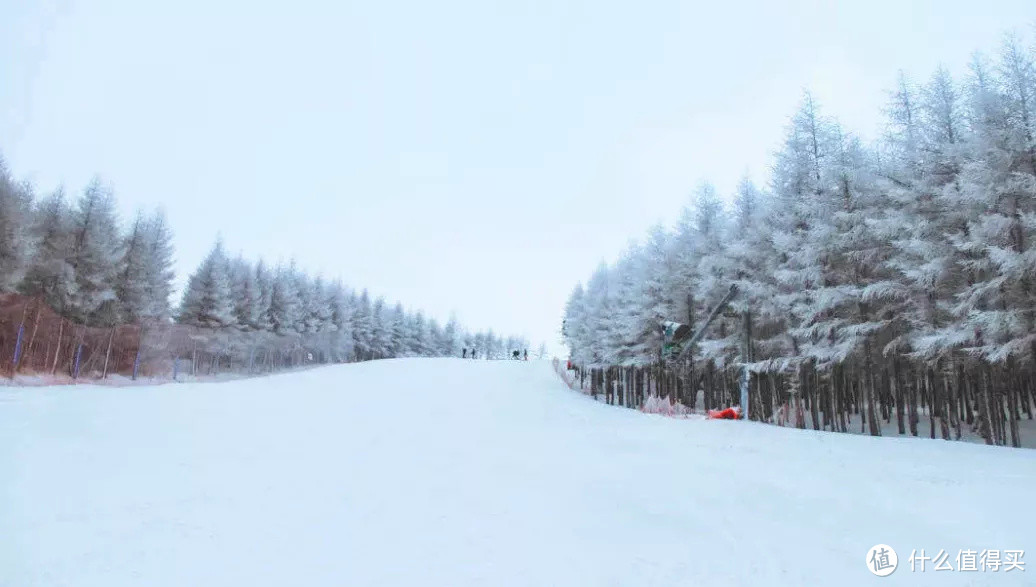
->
907, 363, 919, 436
893, 358, 905, 434
808, 363, 820, 430
938, 369, 950, 440
946, 367, 962, 440
864, 340, 881, 436
837, 365, 849, 433
50, 319, 65, 375
101, 327, 116, 379
1008, 368, 1021, 448
23, 298, 43, 372
980, 365, 995, 445
959, 364, 974, 425
927, 370, 937, 439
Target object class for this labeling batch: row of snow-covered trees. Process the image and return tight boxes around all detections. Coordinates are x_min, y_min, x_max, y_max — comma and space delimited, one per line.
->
0, 161, 527, 371
563, 35, 1036, 446
0, 172, 174, 326
176, 239, 530, 361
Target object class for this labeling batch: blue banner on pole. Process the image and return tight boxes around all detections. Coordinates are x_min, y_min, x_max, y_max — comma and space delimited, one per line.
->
73, 343, 83, 379
12, 324, 24, 369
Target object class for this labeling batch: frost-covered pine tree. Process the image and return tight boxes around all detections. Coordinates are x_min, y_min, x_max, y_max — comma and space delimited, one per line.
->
949, 44, 1036, 361
141, 210, 175, 322
608, 245, 643, 365
472, 331, 486, 358
876, 66, 974, 358
67, 178, 121, 325
310, 277, 335, 333
369, 297, 391, 358
19, 189, 76, 311
114, 212, 150, 323
410, 311, 428, 356
724, 177, 785, 363
389, 303, 407, 357
442, 315, 460, 357
398, 310, 416, 356
228, 255, 260, 331
562, 283, 591, 364
295, 272, 319, 333
269, 262, 302, 334
327, 280, 355, 360
253, 260, 275, 332
429, 319, 445, 357
769, 93, 840, 364
585, 263, 619, 365
989, 37, 1036, 354
177, 238, 237, 328
351, 289, 374, 359
874, 71, 938, 355
687, 182, 738, 365
626, 225, 677, 363
112, 208, 176, 324
0, 160, 32, 292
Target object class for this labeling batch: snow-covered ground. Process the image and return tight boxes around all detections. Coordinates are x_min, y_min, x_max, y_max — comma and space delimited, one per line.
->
2, 358, 1034, 586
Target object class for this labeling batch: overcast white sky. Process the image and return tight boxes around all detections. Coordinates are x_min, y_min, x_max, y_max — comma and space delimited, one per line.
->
2, 1, 1034, 353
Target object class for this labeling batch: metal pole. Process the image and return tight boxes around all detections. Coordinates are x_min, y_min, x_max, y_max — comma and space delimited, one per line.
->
674, 284, 738, 362
740, 364, 750, 420
740, 309, 753, 420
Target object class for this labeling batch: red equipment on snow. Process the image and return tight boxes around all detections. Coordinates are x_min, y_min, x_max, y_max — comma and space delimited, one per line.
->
707, 407, 741, 420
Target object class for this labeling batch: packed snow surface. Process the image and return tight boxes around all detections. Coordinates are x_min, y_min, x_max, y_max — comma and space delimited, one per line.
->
2, 359, 1034, 586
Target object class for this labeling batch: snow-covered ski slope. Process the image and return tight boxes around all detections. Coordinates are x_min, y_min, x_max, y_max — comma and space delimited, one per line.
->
2, 358, 1034, 586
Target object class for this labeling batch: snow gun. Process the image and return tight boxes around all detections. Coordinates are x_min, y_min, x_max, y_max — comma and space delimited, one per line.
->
664, 284, 748, 419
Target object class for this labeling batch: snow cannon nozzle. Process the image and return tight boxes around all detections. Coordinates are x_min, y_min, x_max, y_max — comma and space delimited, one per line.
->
660, 321, 692, 344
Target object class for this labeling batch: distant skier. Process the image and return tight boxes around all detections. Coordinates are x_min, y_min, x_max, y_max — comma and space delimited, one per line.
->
523, 349, 528, 361
512, 350, 520, 360
462, 348, 467, 358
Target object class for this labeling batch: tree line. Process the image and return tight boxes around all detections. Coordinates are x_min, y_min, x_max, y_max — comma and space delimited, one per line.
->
0, 175, 174, 326
176, 238, 530, 361
0, 166, 526, 368
562, 34, 1036, 446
